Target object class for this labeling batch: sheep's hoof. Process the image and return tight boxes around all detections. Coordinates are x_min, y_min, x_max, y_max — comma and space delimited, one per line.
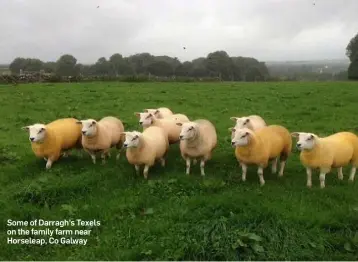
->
259, 180, 265, 186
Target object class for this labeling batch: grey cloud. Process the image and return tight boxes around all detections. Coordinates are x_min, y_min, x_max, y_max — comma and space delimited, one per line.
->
1, 0, 357, 64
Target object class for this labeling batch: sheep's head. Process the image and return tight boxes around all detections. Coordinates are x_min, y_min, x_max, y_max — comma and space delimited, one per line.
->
77, 119, 97, 137
177, 122, 198, 140
231, 127, 252, 147
230, 117, 251, 129
22, 124, 47, 143
135, 112, 154, 127
291, 132, 317, 151
121, 131, 141, 148
144, 108, 160, 117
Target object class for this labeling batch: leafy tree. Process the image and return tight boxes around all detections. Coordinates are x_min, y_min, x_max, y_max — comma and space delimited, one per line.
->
127, 53, 154, 74
9, 57, 27, 74
94, 57, 111, 76
56, 54, 77, 76
147, 61, 173, 76
348, 59, 358, 80
205, 50, 234, 80
346, 32, 358, 62
43, 62, 56, 73
176, 61, 193, 76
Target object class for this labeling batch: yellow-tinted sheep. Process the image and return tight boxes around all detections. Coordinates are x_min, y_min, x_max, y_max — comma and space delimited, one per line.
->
231, 125, 292, 186
291, 131, 358, 188
22, 118, 82, 169
143, 107, 173, 118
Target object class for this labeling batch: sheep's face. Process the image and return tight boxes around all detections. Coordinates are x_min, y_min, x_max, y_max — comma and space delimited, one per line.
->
231, 117, 251, 130
231, 128, 251, 147
78, 119, 97, 137
177, 122, 197, 140
144, 109, 160, 118
291, 132, 317, 150
136, 112, 154, 127
22, 124, 47, 143
122, 131, 141, 148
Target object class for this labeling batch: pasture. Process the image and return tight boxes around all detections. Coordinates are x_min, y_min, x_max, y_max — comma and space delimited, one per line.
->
0, 81, 358, 260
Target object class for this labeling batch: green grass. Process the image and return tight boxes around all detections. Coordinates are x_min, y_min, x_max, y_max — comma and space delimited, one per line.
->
1, 81, 358, 260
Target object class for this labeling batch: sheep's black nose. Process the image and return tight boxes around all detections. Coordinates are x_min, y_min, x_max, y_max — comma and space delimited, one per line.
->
123, 144, 128, 148
30, 137, 35, 141
231, 141, 235, 146
139, 121, 143, 125
179, 135, 183, 139
82, 131, 86, 135
296, 143, 302, 149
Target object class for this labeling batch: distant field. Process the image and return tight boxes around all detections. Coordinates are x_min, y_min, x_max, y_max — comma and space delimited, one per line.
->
0, 82, 358, 260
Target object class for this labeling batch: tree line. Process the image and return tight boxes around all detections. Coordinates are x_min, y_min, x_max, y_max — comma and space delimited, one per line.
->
8, 50, 270, 81
346, 32, 358, 80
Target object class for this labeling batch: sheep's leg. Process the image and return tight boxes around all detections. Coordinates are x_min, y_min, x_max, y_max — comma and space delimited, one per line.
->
271, 157, 278, 174
319, 167, 330, 189
134, 165, 140, 175
200, 159, 206, 176
306, 167, 312, 188
143, 165, 149, 179
106, 151, 111, 158
101, 150, 109, 164
160, 157, 165, 167
337, 167, 343, 180
186, 158, 191, 175
45, 159, 53, 169
349, 167, 356, 182
257, 166, 265, 186
85, 148, 96, 164
241, 163, 247, 182
278, 160, 286, 177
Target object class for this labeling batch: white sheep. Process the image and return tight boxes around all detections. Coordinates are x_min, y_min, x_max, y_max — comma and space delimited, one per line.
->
22, 118, 82, 169
229, 115, 267, 139
231, 125, 292, 186
176, 119, 217, 176
135, 112, 183, 144
143, 107, 173, 118
121, 126, 169, 179
77, 116, 125, 164
291, 131, 358, 188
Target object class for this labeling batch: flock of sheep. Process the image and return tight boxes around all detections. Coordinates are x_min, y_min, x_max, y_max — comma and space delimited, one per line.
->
22, 107, 358, 189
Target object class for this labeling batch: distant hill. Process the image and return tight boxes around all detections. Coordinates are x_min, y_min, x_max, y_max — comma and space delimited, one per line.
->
265, 59, 349, 76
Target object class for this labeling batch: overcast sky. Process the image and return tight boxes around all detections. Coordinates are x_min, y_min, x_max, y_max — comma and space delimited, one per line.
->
1, 0, 357, 64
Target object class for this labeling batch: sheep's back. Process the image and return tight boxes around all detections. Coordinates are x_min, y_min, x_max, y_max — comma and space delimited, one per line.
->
47, 118, 82, 150
99, 116, 124, 145
256, 125, 290, 158
195, 119, 217, 150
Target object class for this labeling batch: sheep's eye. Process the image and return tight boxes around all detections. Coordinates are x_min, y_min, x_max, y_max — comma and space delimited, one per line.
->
241, 135, 246, 139
189, 127, 194, 130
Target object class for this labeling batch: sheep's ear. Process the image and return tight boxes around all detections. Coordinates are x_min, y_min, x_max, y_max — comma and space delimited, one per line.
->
228, 127, 235, 132
230, 117, 238, 121
120, 132, 126, 137
310, 134, 315, 139
40, 127, 46, 132
92, 120, 96, 125
291, 132, 300, 138
176, 123, 183, 126
143, 109, 149, 112
134, 112, 140, 117
244, 118, 250, 124
21, 126, 30, 131
76, 120, 82, 124
154, 109, 160, 115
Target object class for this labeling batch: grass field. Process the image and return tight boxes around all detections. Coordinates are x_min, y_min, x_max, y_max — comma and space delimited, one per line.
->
1, 81, 358, 260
